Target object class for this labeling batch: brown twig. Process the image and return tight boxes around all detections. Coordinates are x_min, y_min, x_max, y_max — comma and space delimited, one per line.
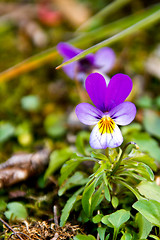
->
0, 217, 23, 240
0, 148, 51, 188
53, 205, 59, 225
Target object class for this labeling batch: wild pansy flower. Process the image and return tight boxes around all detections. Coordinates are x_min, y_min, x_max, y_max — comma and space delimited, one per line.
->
75, 72, 136, 149
57, 42, 115, 81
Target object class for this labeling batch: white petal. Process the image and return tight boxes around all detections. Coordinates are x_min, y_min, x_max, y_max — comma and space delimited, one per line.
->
89, 123, 123, 149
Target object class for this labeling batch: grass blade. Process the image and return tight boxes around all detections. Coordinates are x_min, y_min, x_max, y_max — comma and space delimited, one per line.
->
56, 7, 160, 69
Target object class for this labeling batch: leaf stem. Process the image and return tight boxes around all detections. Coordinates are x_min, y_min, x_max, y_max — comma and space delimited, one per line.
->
113, 228, 118, 240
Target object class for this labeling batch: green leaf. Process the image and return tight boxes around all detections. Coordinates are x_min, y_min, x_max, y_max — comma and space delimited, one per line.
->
91, 151, 110, 163
128, 149, 157, 171
44, 148, 72, 179
104, 184, 111, 202
5, 202, 28, 221
82, 179, 97, 217
97, 227, 107, 240
74, 235, 96, 240
133, 199, 160, 227
21, 95, 41, 112
149, 235, 160, 240
0, 122, 15, 143
90, 183, 104, 215
108, 209, 130, 231
120, 232, 132, 240
60, 187, 83, 226
59, 154, 87, 185
137, 181, 160, 202
138, 163, 154, 181
111, 196, 119, 209
101, 215, 114, 228
125, 160, 154, 182
58, 171, 88, 196
118, 180, 142, 200
76, 131, 90, 155
105, 234, 110, 240
135, 213, 152, 239
143, 110, 160, 139
57, 7, 160, 68
128, 132, 160, 163
92, 214, 104, 223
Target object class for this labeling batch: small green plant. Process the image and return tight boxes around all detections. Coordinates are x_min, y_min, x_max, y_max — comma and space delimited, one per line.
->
57, 71, 160, 239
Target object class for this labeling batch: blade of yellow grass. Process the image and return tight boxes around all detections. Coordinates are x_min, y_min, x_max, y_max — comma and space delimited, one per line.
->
0, 47, 57, 83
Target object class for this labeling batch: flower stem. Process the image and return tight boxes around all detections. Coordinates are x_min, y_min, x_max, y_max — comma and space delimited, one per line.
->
105, 147, 112, 163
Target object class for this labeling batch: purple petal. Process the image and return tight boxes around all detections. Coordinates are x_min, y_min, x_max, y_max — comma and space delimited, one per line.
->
75, 103, 103, 125
89, 123, 123, 149
105, 73, 133, 111
94, 47, 116, 73
85, 72, 107, 112
108, 102, 136, 126
63, 61, 77, 79
57, 42, 81, 59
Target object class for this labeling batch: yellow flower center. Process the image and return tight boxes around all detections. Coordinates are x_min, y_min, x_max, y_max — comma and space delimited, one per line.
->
98, 116, 115, 134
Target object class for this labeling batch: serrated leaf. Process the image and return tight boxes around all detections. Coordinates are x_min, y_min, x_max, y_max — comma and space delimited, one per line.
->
135, 213, 152, 239
133, 199, 160, 227
108, 209, 130, 230
44, 148, 72, 179
137, 181, 160, 202
60, 187, 84, 226
5, 202, 28, 221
